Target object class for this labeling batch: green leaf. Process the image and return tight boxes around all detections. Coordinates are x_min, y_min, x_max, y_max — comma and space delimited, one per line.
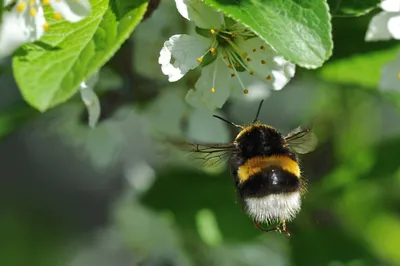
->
0, 0, 3, 23
202, 0, 333, 68
328, 0, 379, 17
13, 0, 148, 112
319, 46, 400, 88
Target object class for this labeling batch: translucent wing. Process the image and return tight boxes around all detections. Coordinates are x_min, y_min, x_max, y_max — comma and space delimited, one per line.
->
284, 126, 318, 154
172, 141, 236, 167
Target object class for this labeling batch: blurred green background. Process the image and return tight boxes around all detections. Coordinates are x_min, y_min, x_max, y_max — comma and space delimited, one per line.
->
1, 1, 400, 266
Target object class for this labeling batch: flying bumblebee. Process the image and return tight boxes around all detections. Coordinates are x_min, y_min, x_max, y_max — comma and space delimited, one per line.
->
177, 100, 317, 236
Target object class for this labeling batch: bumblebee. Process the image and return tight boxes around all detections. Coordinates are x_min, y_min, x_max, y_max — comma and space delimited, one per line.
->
177, 100, 317, 236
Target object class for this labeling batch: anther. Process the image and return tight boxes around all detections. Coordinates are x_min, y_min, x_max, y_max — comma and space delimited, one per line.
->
210, 29, 216, 35
231, 74, 236, 78
42, 0, 50, 5
266, 75, 272, 80
246, 58, 252, 62
223, 56, 227, 60
252, 48, 256, 52
261, 60, 266, 64
397, 72, 400, 79
16, 2, 27, 13
29, 8, 38, 16
242, 52, 248, 58
260, 45, 265, 50
250, 71, 254, 76
197, 58, 203, 63
211, 88, 216, 93
30, 0, 34, 4
54, 13, 63, 20
210, 47, 216, 56
244, 89, 249, 94
43, 22, 50, 31
231, 32, 237, 37
228, 64, 232, 68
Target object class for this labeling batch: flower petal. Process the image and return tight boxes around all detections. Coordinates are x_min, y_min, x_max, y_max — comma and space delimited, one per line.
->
0, 12, 29, 58
231, 73, 271, 101
380, 0, 400, 12
388, 15, 400, 39
185, 58, 232, 110
29, 5, 46, 41
174, 0, 221, 29
50, 0, 91, 22
365, 11, 396, 41
133, 0, 183, 79
158, 34, 211, 82
379, 53, 400, 91
236, 37, 295, 91
80, 71, 100, 128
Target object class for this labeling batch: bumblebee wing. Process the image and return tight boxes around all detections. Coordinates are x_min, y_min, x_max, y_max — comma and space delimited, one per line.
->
173, 141, 236, 167
284, 126, 317, 154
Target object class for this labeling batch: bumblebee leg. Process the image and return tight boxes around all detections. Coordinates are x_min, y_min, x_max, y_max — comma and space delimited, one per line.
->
281, 220, 291, 237
253, 220, 279, 233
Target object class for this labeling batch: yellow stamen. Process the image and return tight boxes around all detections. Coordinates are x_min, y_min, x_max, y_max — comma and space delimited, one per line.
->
54, 13, 63, 20
16, 2, 27, 13
397, 72, 400, 79
42, 0, 50, 5
197, 57, 202, 63
210, 29, 216, 35
43, 22, 49, 31
244, 89, 249, 94
29, 8, 37, 16
266, 75, 272, 80
210, 47, 216, 56
211, 88, 215, 93
30, 0, 34, 5
261, 60, 267, 64
242, 52, 248, 58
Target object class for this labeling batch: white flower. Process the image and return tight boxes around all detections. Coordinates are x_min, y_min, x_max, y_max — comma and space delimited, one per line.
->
158, 0, 295, 110
0, 0, 91, 58
379, 52, 400, 91
365, 0, 400, 41
80, 70, 100, 128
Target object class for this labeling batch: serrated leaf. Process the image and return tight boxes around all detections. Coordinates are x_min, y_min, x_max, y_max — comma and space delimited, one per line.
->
328, 0, 379, 17
13, 0, 148, 112
202, 0, 333, 68
319, 46, 400, 88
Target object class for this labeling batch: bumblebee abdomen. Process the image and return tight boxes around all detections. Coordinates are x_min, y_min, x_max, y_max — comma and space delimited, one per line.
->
231, 155, 302, 198
238, 166, 300, 198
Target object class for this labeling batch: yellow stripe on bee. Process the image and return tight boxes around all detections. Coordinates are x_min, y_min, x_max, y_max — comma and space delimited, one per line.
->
237, 155, 300, 184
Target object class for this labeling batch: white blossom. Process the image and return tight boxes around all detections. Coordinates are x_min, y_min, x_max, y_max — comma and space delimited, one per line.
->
0, 0, 91, 59
158, 0, 295, 110
366, 0, 400, 41
80, 71, 100, 128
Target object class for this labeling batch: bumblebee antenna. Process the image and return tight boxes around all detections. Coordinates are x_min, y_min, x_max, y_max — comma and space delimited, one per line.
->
253, 100, 264, 123
213, 115, 243, 129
